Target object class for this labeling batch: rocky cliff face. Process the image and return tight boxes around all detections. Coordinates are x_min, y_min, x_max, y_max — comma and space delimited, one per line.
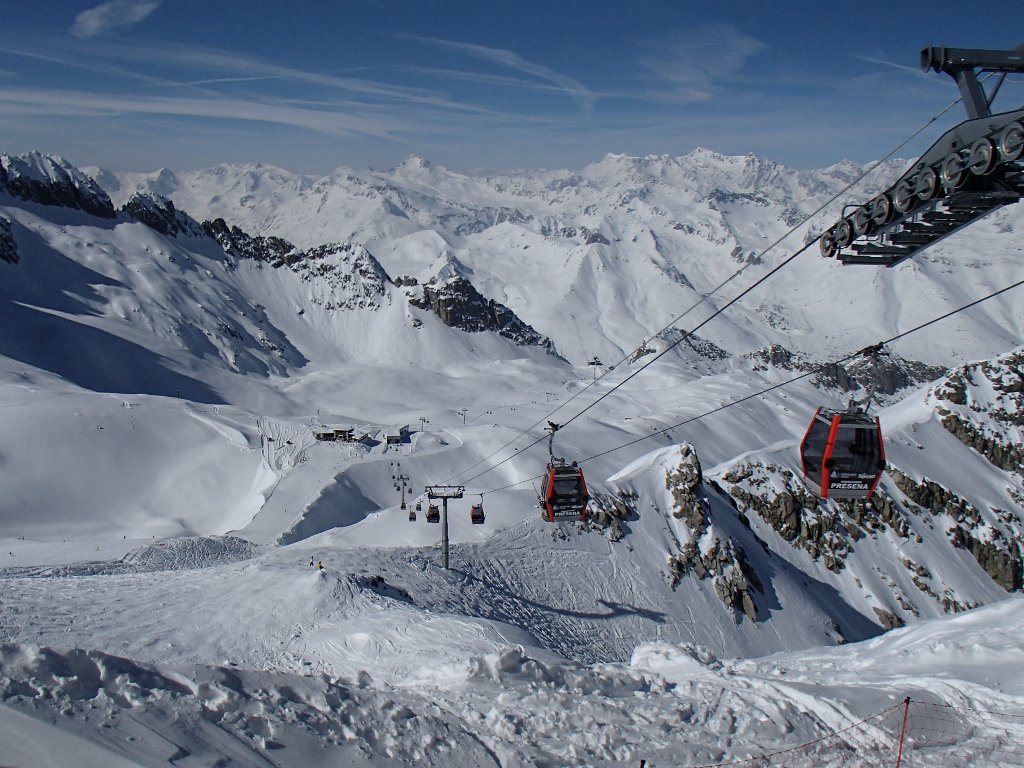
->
124, 193, 205, 238
409, 277, 558, 355
929, 350, 1024, 477
660, 444, 762, 622
0, 216, 17, 264
298, 243, 391, 311
889, 469, 1022, 593
121, 188, 548, 345
746, 344, 946, 400
202, 217, 299, 266
0, 152, 115, 219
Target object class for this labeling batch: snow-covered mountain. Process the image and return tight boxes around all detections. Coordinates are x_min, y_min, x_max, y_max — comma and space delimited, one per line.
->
92, 150, 1024, 367
2, 148, 1022, 766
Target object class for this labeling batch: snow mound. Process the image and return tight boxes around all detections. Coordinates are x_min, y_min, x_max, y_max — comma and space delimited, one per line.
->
119, 535, 261, 571
0, 644, 501, 767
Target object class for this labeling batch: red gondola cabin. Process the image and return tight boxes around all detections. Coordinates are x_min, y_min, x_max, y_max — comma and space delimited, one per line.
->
470, 503, 485, 525
426, 504, 440, 523
540, 462, 589, 522
800, 408, 886, 500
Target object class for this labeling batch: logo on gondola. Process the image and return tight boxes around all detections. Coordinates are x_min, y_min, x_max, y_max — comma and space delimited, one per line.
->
832, 481, 870, 490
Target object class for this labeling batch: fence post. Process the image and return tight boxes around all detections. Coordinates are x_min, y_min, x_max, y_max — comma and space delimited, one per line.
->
895, 696, 911, 767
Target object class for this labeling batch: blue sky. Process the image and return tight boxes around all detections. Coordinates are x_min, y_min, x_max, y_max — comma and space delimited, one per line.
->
1, 1, 1022, 174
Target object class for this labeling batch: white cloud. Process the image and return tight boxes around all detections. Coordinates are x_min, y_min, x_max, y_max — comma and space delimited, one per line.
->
404, 36, 597, 113
637, 24, 766, 103
70, 0, 162, 39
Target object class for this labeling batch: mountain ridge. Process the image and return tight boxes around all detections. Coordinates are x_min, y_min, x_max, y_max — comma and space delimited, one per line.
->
1, 147, 1021, 649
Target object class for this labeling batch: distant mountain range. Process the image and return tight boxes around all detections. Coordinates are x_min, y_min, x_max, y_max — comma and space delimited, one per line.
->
1, 147, 1021, 646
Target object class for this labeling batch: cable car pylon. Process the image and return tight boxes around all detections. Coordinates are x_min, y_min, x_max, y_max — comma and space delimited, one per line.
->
820, 46, 1024, 266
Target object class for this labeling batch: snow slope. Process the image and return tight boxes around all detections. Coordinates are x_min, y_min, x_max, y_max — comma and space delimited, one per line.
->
1, 148, 1023, 765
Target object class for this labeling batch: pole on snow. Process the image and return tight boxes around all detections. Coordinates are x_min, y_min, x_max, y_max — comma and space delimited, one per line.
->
425, 484, 464, 569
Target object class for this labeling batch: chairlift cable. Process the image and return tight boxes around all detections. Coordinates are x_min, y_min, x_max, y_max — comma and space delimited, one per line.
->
472, 276, 1024, 495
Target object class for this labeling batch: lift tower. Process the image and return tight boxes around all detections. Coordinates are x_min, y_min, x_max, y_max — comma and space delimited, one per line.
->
425, 484, 464, 569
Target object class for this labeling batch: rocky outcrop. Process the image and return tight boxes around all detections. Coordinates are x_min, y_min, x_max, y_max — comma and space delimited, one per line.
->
720, 463, 848, 572
817, 348, 945, 398
950, 525, 1023, 592
0, 216, 17, 264
745, 345, 944, 400
585, 490, 633, 539
0, 152, 115, 219
203, 220, 391, 311
410, 277, 557, 353
746, 344, 809, 372
873, 607, 905, 630
202, 218, 298, 265
124, 193, 204, 238
658, 329, 730, 361
718, 462, 910, 573
890, 468, 1023, 592
663, 445, 760, 621
298, 243, 390, 310
540, 224, 610, 245
453, 207, 532, 236
930, 351, 1024, 476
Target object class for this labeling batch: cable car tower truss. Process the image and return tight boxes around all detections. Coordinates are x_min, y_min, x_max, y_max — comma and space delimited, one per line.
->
820, 46, 1024, 266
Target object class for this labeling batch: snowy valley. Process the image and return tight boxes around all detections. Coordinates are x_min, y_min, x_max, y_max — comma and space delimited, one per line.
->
1, 148, 1023, 767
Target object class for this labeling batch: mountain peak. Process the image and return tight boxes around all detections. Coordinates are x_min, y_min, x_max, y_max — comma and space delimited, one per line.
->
396, 154, 432, 172
0, 151, 115, 218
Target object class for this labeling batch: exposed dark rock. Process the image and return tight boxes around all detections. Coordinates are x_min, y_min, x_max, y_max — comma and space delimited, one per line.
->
585, 490, 632, 535
124, 193, 204, 238
718, 462, 910, 572
410, 276, 558, 354
746, 344, 809, 372
745, 345, 944, 400
203, 219, 390, 311
289, 243, 390, 311
657, 329, 730, 361
665, 444, 706, 552
903, 557, 939, 600
890, 468, 1023, 592
0, 152, 115, 219
453, 207, 532, 236
931, 351, 1024, 475
202, 218, 298, 264
949, 525, 1023, 592
0, 216, 17, 264
540, 224, 610, 245
816, 348, 945, 398
873, 607, 905, 630
664, 445, 760, 621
